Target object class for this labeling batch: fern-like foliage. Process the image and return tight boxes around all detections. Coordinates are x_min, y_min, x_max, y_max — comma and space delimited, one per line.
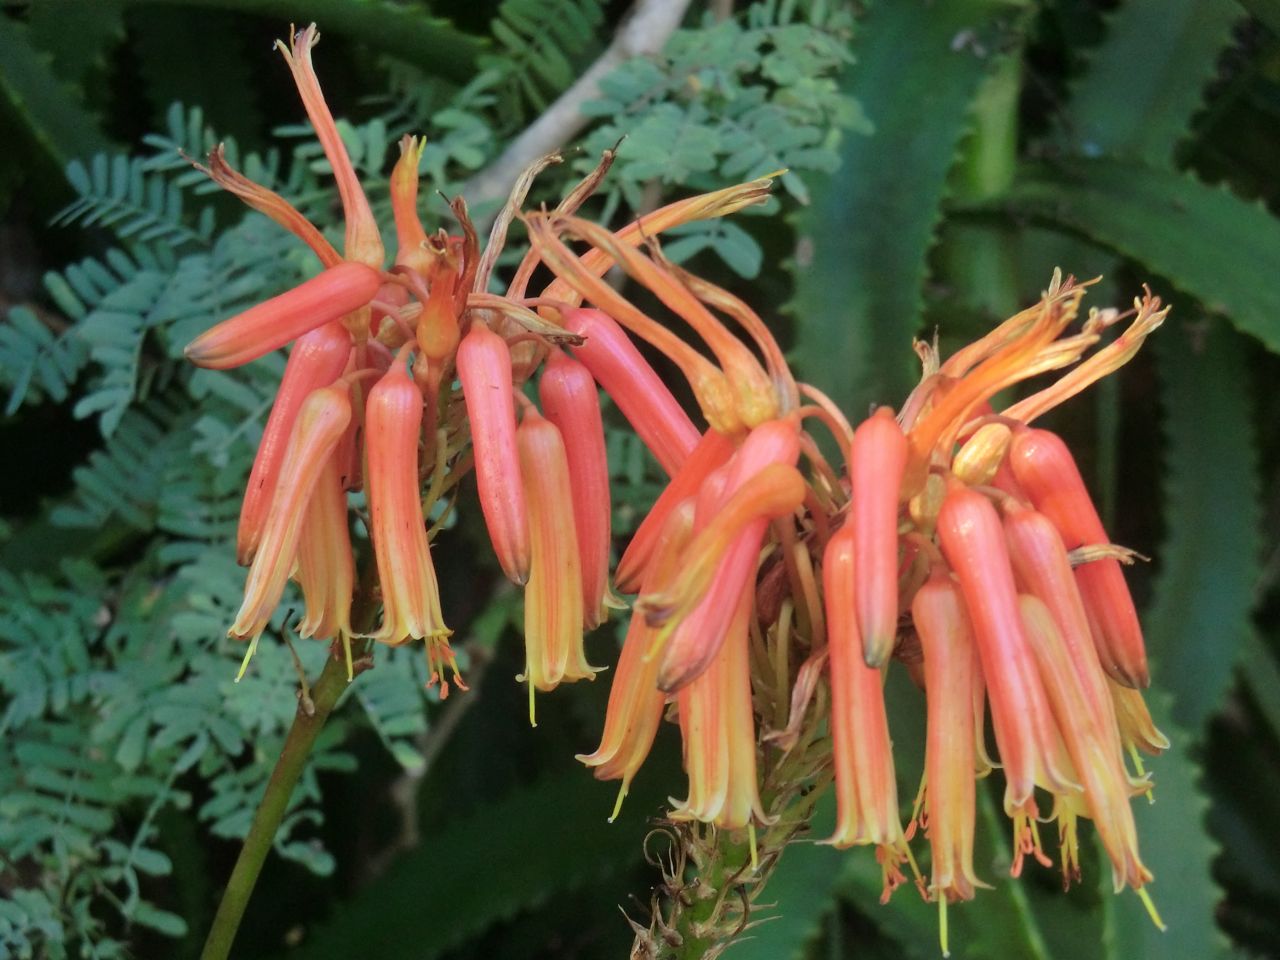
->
481, 0, 606, 125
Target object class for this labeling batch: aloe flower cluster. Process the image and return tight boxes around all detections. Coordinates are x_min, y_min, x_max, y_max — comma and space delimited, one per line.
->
186, 25, 1173, 956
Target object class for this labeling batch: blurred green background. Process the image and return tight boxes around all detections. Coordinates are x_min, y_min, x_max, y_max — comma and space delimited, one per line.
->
0, 0, 1277, 957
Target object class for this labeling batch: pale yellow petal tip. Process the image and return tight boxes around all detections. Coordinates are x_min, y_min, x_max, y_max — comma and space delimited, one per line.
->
608, 783, 628, 823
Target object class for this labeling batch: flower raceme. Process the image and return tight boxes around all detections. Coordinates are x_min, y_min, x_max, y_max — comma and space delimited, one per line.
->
185, 23, 1175, 954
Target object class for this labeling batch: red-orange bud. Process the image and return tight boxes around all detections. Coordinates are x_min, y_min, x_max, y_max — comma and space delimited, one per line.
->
849, 407, 907, 666
457, 322, 531, 584
539, 350, 614, 629
184, 262, 379, 370
822, 526, 913, 900
1009, 428, 1149, 687
230, 382, 352, 642
365, 359, 450, 646
615, 428, 735, 594
936, 483, 1078, 811
564, 308, 699, 477
237, 322, 351, 565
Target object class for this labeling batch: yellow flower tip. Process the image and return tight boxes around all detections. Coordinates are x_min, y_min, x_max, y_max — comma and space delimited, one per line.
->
608, 781, 629, 823
1137, 886, 1167, 931
234, 635, 260, 683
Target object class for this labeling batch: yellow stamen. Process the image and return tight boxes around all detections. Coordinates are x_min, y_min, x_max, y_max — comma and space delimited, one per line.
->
235, 635, 260, 682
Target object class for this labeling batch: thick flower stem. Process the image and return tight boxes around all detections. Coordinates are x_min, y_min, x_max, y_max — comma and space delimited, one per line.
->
200, 647, 362, 960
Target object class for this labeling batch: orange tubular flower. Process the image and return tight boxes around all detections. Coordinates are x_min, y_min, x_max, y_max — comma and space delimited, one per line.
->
229, 382, 352, 650
655, 419, 801, 691
539, 349, 615, 629
294, 448, 354, 642
457, 321, 531, 584
1009, 428, 1149, 688
1003, 503, 1118, 735
1018, 595, 1155, 903
614, 428, 735, 594
517, 407, 596, 723
911, 570, 985, 919
236, 322, 351, 564
563, 308, 700, 477
640, 463, 805, 630
822, 526, 914, 901
936, 482, 1078, 848
849, 407, 908, 667
365, 357, 460, 695
578, 502, 696, 818
670, 578, 768, 841
184, 263, 380, 370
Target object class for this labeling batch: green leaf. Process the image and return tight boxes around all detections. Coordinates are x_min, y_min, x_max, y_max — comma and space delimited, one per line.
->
282, 768, 669, 960
726, 788, 852, 960
0, 15, 112, 202
130, 900, 189, 938
127, 0, 484, 83
1059, 0, 1240, 164
1145, 316, 1262, 729
1235, 0, 1280, 35
789, 0, 1029, 417
1101, 688, 1228, 960
1001, 159, 1280, 353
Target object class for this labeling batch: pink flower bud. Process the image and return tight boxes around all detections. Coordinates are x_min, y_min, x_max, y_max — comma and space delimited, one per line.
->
614, 428, 735, 594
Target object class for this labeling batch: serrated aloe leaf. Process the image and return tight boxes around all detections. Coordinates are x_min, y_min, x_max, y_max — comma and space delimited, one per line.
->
1058, 0, 1240, 164
0, 17, 112, 167
1101, 688, 1229, 960
281, 763, 672, 960
788, 0, 1029, 417
1146, 316, 1261, 730
1003, 159, 1280, 353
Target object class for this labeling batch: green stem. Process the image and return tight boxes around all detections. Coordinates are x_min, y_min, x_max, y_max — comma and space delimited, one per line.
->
199, 649, 356, 960
129, 0, 486, 82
